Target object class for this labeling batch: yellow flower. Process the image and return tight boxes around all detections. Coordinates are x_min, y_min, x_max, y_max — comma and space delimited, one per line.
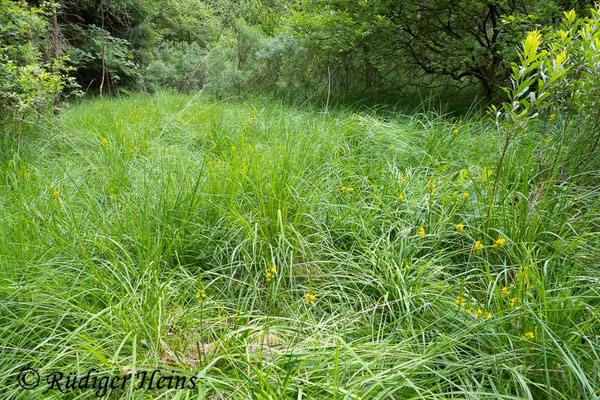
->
133, 146, 139, 151
341, 186, 346, 192
466, 308, 472, 314
473, 241, 483, 252
501, 287, 509, 297
375, 118, 380, 122
305, 292, 315, 305
231, 145, 236, 152
455, 296, 467, 307
455, 296, 468, 306
550, 113, 556, 122
510, 297, 517, 308
453, 128, 459, 134
401, 176, 407, 184
102, 137, 109, 147
266, 265, 277, 282
397, 193, 404, 202
475, 309, 483, 318
53, 189, 60, 203
427, 180, 435, 195
522, 331, 534, 340
456, 223, 464, 232
195, 289, 207, 304
347, 187, 354, 193
390, 144, 394, 149
485, 312, 492, 319
492, 237, 506, 248
418, 226, 425, 239
462, 192, 469, 199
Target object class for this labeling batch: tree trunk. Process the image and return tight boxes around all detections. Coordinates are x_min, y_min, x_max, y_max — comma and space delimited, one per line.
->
52, 10, 61, 115
99, 2, 106, 99
361, 42, 374, 92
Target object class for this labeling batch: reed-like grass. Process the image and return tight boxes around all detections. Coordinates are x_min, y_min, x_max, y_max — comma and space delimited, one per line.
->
0, 92, 598, 399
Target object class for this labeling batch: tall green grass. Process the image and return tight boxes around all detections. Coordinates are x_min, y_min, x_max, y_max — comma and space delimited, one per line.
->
0, 92, 598, 399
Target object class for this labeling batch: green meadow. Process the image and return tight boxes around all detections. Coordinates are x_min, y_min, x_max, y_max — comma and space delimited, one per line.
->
0, 93, 598, 398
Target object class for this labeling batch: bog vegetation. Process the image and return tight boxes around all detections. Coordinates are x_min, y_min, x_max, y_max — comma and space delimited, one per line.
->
1, 0, 599, 399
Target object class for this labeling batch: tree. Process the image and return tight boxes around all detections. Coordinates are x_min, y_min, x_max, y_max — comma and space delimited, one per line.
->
0, 0, 77, 118
387, 0, 594, 99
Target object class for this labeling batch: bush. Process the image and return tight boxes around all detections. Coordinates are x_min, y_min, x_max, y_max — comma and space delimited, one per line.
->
142, 41, 206, 92
493, 5, 600, 172
0, 1, 77, 117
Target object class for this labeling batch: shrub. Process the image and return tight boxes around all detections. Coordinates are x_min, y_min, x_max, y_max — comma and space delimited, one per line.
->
0, 1, 77, 117
493, 5, 600, 171
142, 41, 206, 92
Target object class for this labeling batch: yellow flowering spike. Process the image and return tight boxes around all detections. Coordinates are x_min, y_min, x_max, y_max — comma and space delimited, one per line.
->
196, 289, 207, 304
501, 287, 509, 297
550, 113, 556, 122
522, 331, 534, 340
492, 237, 506, 248
462, 192, 469, 199
427, 180, 435, 195
266, 266, 277, 282
453, 128, 459, 134
53, 190, 60, 203
305, 292, 315, 305
418, 226, 425, 239
397, 193, 404, 202
510, 297, 517, 307
475, 309, 483, 318
456, 223, 464, 232
473, 241, 483, 252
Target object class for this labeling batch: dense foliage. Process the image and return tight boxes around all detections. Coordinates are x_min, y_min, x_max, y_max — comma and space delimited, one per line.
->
0, 0, 77, 116
2, 0, 597, 115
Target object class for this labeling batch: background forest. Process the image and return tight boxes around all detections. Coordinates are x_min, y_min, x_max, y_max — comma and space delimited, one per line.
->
1, 0, 597, 113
